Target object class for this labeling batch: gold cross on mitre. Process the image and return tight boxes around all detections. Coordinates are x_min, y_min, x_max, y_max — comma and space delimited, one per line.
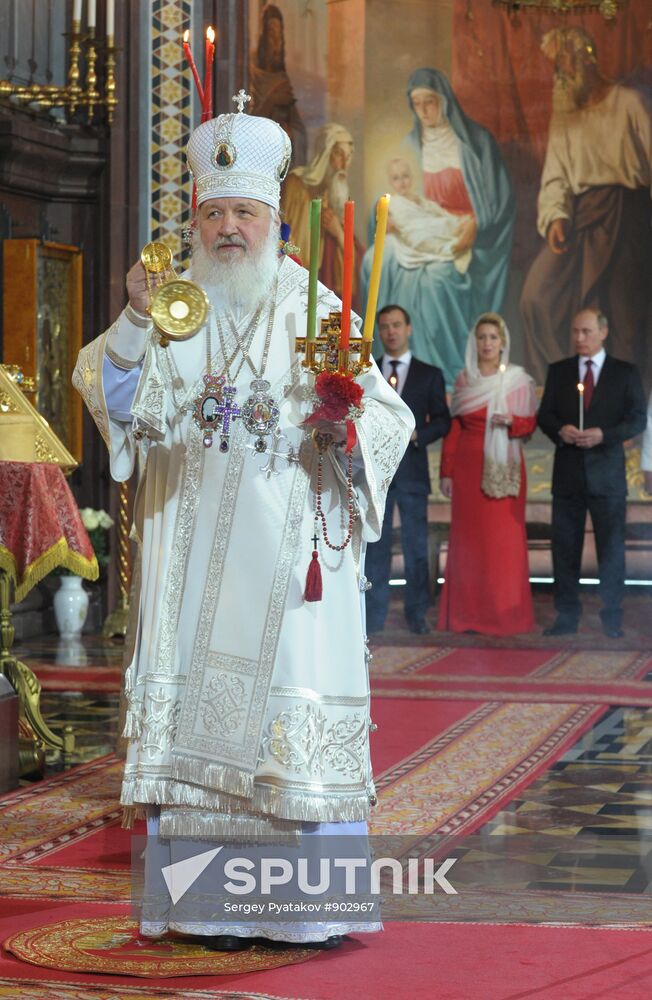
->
295, 312, 372, 376
232, 89, 251, 113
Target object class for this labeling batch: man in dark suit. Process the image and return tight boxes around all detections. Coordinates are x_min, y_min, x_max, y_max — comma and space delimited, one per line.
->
365, 305, 451, 635
538, 308, 646, 638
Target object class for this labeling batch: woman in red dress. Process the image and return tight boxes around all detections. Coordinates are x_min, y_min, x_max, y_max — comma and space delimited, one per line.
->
438, 313, 537, 635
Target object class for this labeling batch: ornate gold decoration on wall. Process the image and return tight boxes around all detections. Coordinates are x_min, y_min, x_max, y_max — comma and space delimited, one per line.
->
490, 0, 627, 21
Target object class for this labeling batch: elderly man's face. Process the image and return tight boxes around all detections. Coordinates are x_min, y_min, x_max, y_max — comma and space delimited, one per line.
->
329, 141, 353, 173
411, 88, 442, 128
198, 197, 271, 260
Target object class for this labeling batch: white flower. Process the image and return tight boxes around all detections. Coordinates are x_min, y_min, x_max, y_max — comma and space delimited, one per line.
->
80, 507, 100, 530
97, 510, 114, 530
80, 507, 113, 531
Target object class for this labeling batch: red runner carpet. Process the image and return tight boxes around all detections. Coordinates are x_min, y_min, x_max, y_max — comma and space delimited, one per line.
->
370, 646, 652, 705
1, 911, 652, 999
0, 682, 643, 996
28, 662, 123, 693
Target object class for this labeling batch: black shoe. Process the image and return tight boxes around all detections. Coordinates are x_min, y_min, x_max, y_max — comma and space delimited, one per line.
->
205, 935, 254, 952
310, 934, 344, 950
261, 934, 344, 951
543, 619, 578, 636
603, 625, 624, 639
408, 620, 431, 635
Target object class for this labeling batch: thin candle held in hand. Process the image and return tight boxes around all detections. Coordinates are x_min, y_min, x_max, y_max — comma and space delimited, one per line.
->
339, 200, 354, 351
306, 199, 322, 342
362, 194, 390, 342
577, 382, 584, 432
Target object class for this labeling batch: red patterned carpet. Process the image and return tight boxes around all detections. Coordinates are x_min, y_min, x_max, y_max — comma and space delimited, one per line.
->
370, 646, 652, 705
2, 636, 652, 997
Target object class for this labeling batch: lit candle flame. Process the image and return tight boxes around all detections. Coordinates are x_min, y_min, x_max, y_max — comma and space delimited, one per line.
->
577, 382, 584, 393
499, 363, 506, 373
207, 26, 216, 43
183, 29, 189, 42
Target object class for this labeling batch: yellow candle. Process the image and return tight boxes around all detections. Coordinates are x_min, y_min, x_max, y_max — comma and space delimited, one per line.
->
362, 194, 390, 342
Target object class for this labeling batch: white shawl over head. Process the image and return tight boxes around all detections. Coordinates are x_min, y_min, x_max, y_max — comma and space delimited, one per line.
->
450, 316, 537, 498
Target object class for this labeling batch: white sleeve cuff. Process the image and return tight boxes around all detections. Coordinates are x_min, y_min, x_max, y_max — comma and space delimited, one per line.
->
105, 308, 152, 368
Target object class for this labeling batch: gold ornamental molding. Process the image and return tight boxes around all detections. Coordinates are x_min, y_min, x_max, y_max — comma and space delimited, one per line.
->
490, 0, 627, 21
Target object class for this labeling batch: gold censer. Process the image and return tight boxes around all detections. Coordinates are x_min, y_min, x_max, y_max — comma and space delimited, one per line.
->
140, 242, 209, 347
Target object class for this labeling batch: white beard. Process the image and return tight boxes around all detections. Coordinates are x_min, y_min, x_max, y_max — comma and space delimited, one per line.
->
190, 221, 280, 318
327, 169, 349, 218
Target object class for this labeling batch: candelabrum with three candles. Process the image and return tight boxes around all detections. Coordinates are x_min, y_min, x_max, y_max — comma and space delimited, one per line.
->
295, 312, 373, 378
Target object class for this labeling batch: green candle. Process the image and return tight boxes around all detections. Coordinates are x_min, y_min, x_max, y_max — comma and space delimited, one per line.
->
306, 198, 321, 341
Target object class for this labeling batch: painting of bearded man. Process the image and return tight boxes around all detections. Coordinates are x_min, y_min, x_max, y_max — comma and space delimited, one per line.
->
281, 122, 365, 305
521, 28, 652, 385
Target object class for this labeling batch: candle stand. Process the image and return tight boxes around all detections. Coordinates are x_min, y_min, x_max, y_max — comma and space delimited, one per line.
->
295, 312, 373, 377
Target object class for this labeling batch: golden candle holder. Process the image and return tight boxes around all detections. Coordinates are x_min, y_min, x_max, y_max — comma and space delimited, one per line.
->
295, 312, 373, 377
1, 568, 75, 769
0, 20, 118, 125
105, 38, 118, 124
85, 28, 100, 121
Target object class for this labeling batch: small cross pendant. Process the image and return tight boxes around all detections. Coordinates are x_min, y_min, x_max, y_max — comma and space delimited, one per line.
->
232, 89, 251, 113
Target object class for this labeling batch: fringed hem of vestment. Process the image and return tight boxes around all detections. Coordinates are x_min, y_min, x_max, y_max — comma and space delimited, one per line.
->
158, 807, 301, 842
120, 775, 372, 824
168, 753, 255, 799
139, 919, 383, 941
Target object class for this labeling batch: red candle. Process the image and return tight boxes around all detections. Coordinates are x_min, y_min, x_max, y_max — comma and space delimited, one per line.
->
339, 200, 355, 351
182, 29, 204, 106
202, 26, 216, 121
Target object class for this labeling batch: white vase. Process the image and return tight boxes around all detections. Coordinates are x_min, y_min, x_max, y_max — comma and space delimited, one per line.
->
53, 576, 89, 639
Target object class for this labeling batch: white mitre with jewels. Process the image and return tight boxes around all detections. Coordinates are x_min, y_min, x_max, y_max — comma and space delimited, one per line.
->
186, 90, 292, 211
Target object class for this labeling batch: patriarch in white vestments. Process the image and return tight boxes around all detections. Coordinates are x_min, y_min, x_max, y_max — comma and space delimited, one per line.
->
74, 99, 414, 949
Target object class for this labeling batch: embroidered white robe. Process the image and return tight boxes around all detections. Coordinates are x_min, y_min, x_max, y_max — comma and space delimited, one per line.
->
73, 256, 413, 839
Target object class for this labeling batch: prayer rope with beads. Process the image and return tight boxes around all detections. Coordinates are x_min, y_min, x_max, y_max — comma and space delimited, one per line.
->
313, 446, 355, 552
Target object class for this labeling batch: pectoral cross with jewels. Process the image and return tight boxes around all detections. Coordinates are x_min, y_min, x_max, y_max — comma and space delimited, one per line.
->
232, 90, 251, 113
256, 427, 300, 478
215, 386, 241, 453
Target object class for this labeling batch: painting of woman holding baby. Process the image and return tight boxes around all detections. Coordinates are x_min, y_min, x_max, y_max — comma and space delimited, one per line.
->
362, 67, 515, 388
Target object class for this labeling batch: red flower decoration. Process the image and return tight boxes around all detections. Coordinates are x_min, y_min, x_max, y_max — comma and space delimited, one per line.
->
305, 371, 364, 423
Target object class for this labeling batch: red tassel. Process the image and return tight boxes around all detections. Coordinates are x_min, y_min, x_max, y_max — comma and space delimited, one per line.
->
345, 419, 357, 454
304, 550, 323, 602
